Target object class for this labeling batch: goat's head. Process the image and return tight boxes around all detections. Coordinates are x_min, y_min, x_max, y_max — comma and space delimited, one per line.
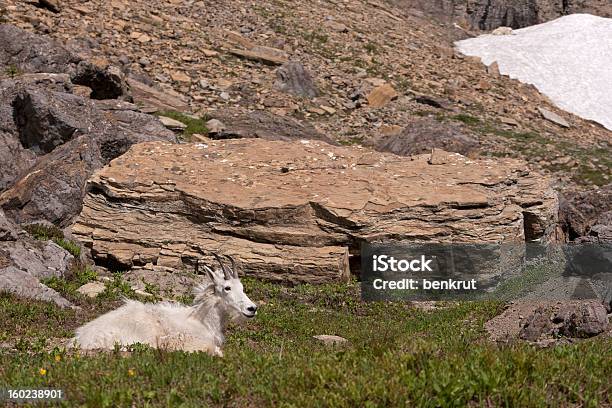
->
200, 254, 258, 320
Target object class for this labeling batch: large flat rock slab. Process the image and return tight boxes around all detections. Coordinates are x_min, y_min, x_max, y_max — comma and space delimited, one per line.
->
73, 139, 559, 283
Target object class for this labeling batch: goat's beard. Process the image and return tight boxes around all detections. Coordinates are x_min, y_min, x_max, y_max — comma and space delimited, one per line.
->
227, 307, 250, 324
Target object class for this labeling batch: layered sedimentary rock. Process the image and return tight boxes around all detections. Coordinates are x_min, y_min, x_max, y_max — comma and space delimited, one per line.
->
73, 139, 559, 283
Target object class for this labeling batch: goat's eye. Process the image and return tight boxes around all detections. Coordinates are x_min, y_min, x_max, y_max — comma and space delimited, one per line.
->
224, 286, 231, 291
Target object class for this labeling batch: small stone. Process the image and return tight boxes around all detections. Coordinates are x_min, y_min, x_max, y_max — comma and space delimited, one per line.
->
219, 92, 230, 101
206, 119, 226, 134
137, 34, 152, 43
39, 0, 61, 13
134, 289, 154, 298
325, 21, 349, 33
492, 27, 513, 35
77, 282, 106, 298
414, 95, 451, 110
308, 107, 326, 115
229, 46, 289, 66
380, 125, 402, 136
500, 117, 519, 126
202, 49, 219, 57
158, 116, 187, 131
367, 83, 398, 108
170, 71, 191, 84
537, 107, 570, 128
313, 335, 348, 346
487, 61, 500, 78
476, 78, 492, 91
320, 105, 336, 114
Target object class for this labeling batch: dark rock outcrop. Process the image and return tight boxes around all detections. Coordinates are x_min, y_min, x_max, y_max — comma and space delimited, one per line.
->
0, 24, 78, 75
370, 117, 479, 157
560, 184, 612, 242
209, 108, 336, 144
0, 25, 176, 226
0, 24, 131, 101
391, 0, 612, 30
519, 302, 609, 341
0, 89, 176, 225
274, 61, 319, 98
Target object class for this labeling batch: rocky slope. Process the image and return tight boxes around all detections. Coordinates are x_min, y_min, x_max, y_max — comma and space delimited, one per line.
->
391, 0, 612, 30
0, 25, 176, 226
1, 0, 610, 188
0, 1, 609, 294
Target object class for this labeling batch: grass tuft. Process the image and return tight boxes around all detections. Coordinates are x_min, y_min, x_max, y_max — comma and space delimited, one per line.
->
24, 223, 82, 258
156, 111, 209, 142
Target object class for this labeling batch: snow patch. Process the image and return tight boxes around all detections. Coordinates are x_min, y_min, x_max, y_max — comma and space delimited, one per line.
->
455, 14, 612, 131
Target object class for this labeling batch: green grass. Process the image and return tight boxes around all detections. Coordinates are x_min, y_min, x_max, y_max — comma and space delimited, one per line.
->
156, 111, 209, 142
364, 42, 379, 54
446, 114, 611, 186
23, 223, 82, 258
4, 64, 20, 78
0, 279, 610, 406
42, 265, 98, 298
452, 114, 480, 126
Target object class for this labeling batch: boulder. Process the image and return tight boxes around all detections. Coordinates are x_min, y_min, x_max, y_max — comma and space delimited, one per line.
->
366, 83, 398, 108
0, 209, 18, 241
126, 77, 190, 113
490, 300, 609, 343
370, 117, 479, 156
0, 81, 176, 226
12, 88, 94, 154
0, 238, 74, 307
537, 107, 570, 128
0, 25, 130, 101
557, 302, 609, 338
209, 108, 336, 144
71, 61, 131, 101
0, 24, 78, 75
560, 184, 612, 242
519, 306, 555, 341
72, 139, 558, 283
0, 267, 71, 307
76, 281, 106, 298
274, 61, 319, 98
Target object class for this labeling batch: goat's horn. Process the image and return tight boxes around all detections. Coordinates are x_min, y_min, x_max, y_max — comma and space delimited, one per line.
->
227, 255, 238, 279
212, 253, 231, 280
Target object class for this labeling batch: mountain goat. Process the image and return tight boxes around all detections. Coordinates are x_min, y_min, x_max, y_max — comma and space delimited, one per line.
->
71, 254, 257, 356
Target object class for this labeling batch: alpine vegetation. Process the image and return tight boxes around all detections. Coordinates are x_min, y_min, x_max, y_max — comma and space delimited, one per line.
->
71, 255, 257, 356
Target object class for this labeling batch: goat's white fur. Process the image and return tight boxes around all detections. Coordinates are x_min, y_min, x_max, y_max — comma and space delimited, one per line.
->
71, 261, 256, 356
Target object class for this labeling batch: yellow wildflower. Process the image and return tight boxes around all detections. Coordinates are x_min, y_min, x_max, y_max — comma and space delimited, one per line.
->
39, 368, 47, 376
128, 368, 135, 376
54, 355, 61, 362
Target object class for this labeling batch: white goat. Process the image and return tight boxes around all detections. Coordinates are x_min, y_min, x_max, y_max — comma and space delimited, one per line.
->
71, 254, 257, 356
